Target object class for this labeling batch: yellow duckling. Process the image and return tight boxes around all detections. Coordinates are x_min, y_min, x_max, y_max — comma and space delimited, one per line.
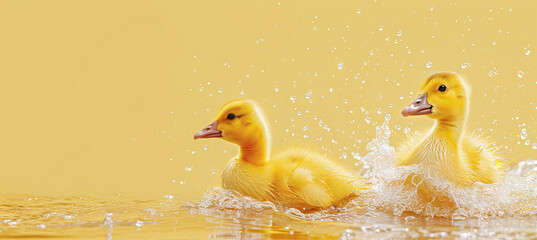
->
194, 99, 366, 210
398, 72, 504, 187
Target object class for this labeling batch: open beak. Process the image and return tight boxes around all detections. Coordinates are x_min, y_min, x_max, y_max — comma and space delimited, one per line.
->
194, 121, 222, 139
401, 93, 433, 117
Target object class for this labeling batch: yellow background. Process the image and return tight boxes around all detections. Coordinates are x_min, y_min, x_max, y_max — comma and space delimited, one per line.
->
0, 0, 535, 199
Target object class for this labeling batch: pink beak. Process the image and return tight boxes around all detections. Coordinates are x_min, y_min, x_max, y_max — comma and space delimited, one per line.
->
194, 121, 222, 139
401, 93, 433, 117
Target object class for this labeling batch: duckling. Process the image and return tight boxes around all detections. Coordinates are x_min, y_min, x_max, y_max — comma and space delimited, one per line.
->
398, 72, 504, 188
194, 99, 366, 210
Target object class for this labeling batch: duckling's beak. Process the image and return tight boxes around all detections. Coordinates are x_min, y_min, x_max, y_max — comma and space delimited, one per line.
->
401, 93, 433, 117
194, 121, 222, 139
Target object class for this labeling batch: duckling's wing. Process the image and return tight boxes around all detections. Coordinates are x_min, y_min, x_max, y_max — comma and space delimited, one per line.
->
287, 167, 333, 208
462, 132, 504, 183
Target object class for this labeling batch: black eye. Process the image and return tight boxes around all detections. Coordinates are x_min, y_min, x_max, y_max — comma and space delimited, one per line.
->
438, 85, 447, 92
227, 113, 235, 120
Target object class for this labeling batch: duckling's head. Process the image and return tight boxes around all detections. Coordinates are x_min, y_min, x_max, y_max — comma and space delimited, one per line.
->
402, 72, 469, 122
194, 99, 269, 146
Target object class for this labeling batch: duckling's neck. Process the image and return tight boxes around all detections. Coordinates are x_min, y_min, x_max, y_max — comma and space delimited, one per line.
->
433, 119, 463, 143
239, 136, 269, 166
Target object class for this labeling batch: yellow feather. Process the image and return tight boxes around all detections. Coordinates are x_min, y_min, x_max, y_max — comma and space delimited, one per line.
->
397, 72, 505, 204
197, 99, 367, 210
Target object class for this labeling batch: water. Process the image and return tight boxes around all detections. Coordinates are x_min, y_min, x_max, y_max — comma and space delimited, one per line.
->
3, 117, 535, 239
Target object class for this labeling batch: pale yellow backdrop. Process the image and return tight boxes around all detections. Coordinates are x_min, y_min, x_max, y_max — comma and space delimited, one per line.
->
0, 0, 535, 199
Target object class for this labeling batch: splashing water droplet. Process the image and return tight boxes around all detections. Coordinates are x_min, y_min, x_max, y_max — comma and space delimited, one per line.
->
337, 62, 344, 70
525, 49, 531, 55
305, 90, 312, 99
488, 68, 498, 77
344, 99, 348, 104
517, 70, 525, 78
426, 62, 432, 68
403, 127, 411, 134
218, 88, 223, 93
370, 50, 374, 56
356, 9, 361, 14
461, 62, 469, 69
521, 128, 527, 140
378, 26, 384, 31
364, 117, 371, 124
397, 29, 403, 36
290, 96, 296, 103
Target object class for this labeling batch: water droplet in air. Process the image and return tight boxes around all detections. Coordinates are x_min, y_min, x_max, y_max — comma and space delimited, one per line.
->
329, 88, 334, 92
204, 145, 208, 150
164, 195, 174, 200
461, 62, 469, 69
305, 90, 312, 99
517, 70, 525, 78
488, 68, 498, 76
397, 29, 403, 36
378, 26, 384, 31
337, 62, 344, 70
275, 87, 279, 92
303, 125, 309, 131
344, 99, 348, 104
404, 127, 411, 134
290, 96, 296, 103
370, 50, 374, 56
364, 117, 371, 124
426, 61, 432, 68
218, 88, 223, 93
342, 152, 348, 159
525, 49, 531, 55
240, 91, 245, 95
356, 9, 361, 14
532, 143, 537, 149
521, 128, 527, 140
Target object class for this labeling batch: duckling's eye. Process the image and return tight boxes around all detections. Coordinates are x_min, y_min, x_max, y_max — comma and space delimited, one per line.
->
227, 113, 236, 120
438, 85, 447, 92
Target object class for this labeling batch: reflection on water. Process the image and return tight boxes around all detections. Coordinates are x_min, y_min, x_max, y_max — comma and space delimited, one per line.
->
1, 118, 537, 239
1, 192, 536, 239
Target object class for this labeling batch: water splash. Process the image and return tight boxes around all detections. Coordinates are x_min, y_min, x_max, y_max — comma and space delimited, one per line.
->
184, 115, 537, 221
361, 116, 537, 218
